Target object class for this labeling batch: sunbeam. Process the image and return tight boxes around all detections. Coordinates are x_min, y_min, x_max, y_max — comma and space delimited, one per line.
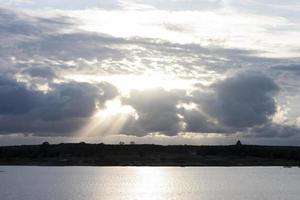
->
75, 99, 136, 138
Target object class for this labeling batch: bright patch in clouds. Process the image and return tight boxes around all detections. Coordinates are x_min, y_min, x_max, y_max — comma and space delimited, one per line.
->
67, 8, 300, 57
76, 99, 136, 137
65, 73, 196, 94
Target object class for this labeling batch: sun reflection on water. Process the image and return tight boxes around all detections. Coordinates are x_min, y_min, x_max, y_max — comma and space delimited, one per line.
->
129, 167, 168, 200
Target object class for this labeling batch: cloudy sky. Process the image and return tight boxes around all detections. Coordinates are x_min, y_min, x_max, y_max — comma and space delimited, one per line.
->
0, 0, 300, 145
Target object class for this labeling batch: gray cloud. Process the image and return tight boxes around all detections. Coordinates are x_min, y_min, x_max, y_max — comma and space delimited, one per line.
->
0, 7, 73, 45
1, 6, 297, 81
0, 115, 87, 136
19, 33, 125, 61
195, 72, 279, 128
117, 72, 283, 137
122, 88, 185, 136
249, 123, 300, 138
181, 109, 233, 134
272, 64, 300, 73
119, 72, 287, 137
37, 81, 119, 122
38, 82, 101, 121
22, 66, 56, 79
0, 75, 118, 135
179, 72, 284, 136
0, 76, 40, 115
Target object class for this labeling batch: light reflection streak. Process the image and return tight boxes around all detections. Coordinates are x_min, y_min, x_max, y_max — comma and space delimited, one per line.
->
91, 167, 172, 200
128, 167, 168, 200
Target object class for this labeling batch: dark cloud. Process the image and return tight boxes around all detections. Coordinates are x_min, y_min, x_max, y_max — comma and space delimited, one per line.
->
181, 110, 209, 132
38, 82, 100, 121
0, 76, 118, 135
216, 72, 279, 127
193, 72, 279, 128
181, 109, 233, 134
249, 123, 300, 138
0, 115, 87, 136
38, 81, 118, 122
184, 72, 300, 139
0, 76, 40, 115
122, 88, 185, 136
179, 72, 282, 135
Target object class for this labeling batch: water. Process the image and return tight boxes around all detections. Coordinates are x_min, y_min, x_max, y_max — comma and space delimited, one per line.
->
0, 166, 299, 200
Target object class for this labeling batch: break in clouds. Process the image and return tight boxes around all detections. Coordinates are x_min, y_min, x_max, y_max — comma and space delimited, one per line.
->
0, 4, 300, 144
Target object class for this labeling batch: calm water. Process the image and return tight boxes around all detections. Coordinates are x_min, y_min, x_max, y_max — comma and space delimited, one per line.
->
0, 166, 299, 200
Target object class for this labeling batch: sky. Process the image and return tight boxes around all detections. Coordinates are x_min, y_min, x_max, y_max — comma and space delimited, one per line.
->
0, 0, 300, 146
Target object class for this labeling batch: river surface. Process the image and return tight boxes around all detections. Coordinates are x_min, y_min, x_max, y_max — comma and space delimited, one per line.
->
0, 166, 299, 200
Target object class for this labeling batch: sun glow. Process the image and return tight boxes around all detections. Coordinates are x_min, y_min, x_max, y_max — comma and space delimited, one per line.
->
95, 100, 135, 118
75, 99, 136, 137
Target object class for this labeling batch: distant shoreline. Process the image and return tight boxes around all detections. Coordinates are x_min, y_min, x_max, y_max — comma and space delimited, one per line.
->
0, 143, 300, 167
0, 165, 299, 168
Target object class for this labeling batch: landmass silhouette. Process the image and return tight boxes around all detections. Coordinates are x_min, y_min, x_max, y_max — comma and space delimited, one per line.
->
0, 142, 299, 166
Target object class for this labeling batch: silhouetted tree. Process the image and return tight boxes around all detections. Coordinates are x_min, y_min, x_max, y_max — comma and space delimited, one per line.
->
236, 140, 242, 146
42, 141, 50, 146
